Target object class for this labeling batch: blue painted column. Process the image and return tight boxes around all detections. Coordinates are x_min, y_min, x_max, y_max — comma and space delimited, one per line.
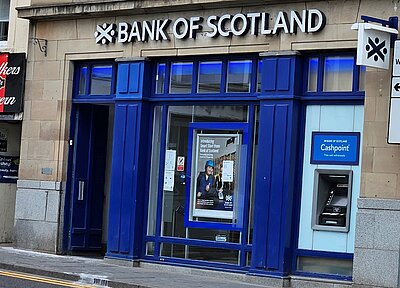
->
251, 52, 303, 275
106, 60, 151, 260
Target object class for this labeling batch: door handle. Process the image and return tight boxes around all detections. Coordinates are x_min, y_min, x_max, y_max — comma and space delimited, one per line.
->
78, 181, 85, 201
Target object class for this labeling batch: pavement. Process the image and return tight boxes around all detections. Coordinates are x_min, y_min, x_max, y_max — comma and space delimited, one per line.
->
0, 246, 278, 288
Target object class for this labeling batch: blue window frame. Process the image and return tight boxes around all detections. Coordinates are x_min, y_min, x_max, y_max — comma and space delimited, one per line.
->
73, 61, 117, 103
152, 55, 261, 99
303, 53, 365, 101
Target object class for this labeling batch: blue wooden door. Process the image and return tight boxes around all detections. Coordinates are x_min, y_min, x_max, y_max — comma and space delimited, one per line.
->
69, 104, 109, 251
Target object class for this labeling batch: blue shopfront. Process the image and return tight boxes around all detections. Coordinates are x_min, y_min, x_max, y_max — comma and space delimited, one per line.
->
64, 51, 365, 280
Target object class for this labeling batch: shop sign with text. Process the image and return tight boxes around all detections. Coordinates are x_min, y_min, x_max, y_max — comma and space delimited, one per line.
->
95, 9, 326, 45
0, 53, 26, 113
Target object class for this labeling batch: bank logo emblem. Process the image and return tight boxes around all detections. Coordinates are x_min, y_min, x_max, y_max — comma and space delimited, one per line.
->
94, 23, 117, 45
366, 37, 388, 62
225, 195, 232, 202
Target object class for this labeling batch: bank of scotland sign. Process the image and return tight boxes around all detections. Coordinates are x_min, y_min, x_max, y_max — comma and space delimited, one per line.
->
352, 22, 398, 70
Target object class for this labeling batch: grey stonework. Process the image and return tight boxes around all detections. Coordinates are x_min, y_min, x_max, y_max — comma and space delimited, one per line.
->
14, 180, 62, 252
353, 198, 400, 288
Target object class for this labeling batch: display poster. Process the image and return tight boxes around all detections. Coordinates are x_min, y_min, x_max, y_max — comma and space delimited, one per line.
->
311, 132, 360, 165
0, 155, 19, 183
0, 129, 7, 152
163, 149, 176, 191
192, 133, 240, 220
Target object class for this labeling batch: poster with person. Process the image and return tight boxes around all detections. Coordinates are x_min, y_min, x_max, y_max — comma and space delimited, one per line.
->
191, 133, 240, 220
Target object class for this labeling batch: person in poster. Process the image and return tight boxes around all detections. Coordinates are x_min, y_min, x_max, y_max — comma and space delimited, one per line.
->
196, 160, 216, 201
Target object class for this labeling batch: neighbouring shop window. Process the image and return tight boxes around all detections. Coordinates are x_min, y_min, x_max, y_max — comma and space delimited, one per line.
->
170, 62, 193, 94
90, 65, 113, 95
197, 61, 222, 93
307, 57, 318, 92
323, 56, 354, 92
227, 60, 252, 93
0, 0, 10, 42
155, 63, 166, 94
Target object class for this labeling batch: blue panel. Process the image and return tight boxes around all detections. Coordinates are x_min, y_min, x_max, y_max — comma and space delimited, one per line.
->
262, 59, 277, 91
119, 104, 138, 253
117, 64, 129, 94
252, 104, 275, 268
116, 61, 147, 99
107, 104, 127, 253
129, 63, 141, 93
266, 105, 288, 269
277, 59, 291, 91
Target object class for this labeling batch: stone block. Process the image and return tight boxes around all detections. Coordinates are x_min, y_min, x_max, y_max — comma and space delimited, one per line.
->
39, 121, 60, 141
177, 46, 228, 56
353, 247, 399, 287
375, 96, 390, 122
18, 160, 39, 180
17, 179, 40, 189
36, 20, 77, 41
372, 147, 400, 174
43, 80, 63, 101
229, 44, 270, 54
364, 121, 390, 148
45, 190, 60, 222
363, 96, 375, 122
354, 211, 375, 249
361, 146, 373, 173
24, 81, 44, 101
36, 160, 58, 182
21, 121, 40, 139
362, 172, 397, 199
27, 140, 55, 161
15, 188, 47, 221
291, 278, 333, 288
358, 197, 400, 210
30, 100, 60, 121
374, 210, 400, 251
141, 49, 177, 57
33, 61, 62, 81
40, 180, 56, 190
14, 219, 57, 252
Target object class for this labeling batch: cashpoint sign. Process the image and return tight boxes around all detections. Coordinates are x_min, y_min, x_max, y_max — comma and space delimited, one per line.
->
311, 132, 360, 165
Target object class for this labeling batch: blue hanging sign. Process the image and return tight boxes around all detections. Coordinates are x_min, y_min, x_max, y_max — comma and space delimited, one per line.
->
311, 132, 360, 165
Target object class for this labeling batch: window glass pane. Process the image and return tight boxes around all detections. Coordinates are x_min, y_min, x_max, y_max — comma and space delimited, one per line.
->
78, 66, 88, 95
161, 243, 239, 265
188, 228, 240, 243
0, 22, 8, 41
227, 60, 252, 93
155, 63, 166, 94
197, 61, 222, 93
359, 65, 366, 91
90, 65, 113, 95
147, 106, 163, 236
307, 57, 318, 92
160, 106, 248, 238
297, 256, 352, 276
146, 242, 155, 256
257, 60, 262, 92
169, 62, 193, 94
323, 56, 354, 92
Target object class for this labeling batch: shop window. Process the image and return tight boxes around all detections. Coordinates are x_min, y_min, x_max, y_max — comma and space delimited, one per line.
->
226, 60, 252, 93
0, 0, 10, 42
197, 61, 222, 93
297, 256, 353, 277
257, 60, 262, 92
153, 57, 260, 96
305, 54, 364, 97
170, 62, 193, 94
78, 66, 88, 95
90, 65, 113, 95
155, 63, 166, 94
323, 56, 354, 92
307, 57, 318, 92
73, 62, 116, 100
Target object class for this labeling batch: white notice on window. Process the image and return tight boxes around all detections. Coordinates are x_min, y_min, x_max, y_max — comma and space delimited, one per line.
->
165, 150, 176, 171
222, 160, 234, 182
164, 170, 175, 191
